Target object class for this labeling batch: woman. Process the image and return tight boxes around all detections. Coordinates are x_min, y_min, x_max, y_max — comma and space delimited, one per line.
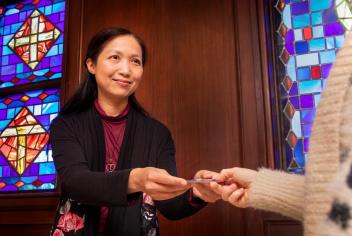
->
49, 28, 221, 236
211, 32, 352, 236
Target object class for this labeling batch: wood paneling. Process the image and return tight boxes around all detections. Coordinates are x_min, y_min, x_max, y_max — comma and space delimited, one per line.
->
79, 1, 244, 235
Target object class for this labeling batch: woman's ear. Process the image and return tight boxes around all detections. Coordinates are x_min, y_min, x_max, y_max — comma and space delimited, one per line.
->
86, 58, 95, 74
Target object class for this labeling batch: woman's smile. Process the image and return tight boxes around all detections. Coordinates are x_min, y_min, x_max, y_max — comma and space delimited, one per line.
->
112, 78, 132, 88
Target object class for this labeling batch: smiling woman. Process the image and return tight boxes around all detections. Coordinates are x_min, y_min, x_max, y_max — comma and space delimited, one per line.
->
49, 28, 222, 236
85, 35, 144, 116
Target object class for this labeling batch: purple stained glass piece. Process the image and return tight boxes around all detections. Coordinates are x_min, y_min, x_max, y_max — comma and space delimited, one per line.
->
36, 115, 50, 126
38, 0, 54, 7
46, 88, 59, 95
1, 65, 16, 76
9, 167, 19, 176
290, 96, 299, 109
1, 75, 13, 82
9, 54, 22, 64
40, 58, 50, 68
28, 163, 39, 175
51, 66, 62, 73
301, 109, 316, 124
17, 79, 30, 85
321, 64, 333, 78
285, 30, 294, 44
21, 167, 32, 177
0, 155, 8, 165
50, 55, 62, 67
35, 63, 42, 70
2, 166, 11, 177
286, 43, 294, 54
48, 13, 60, 23
25, 97, 43, 105
0, 110, 6, 120
302, 123, 312, 137
324, 23, 345, 36
10, 94, 22, 100
304, 138, 309, 153
4, 14, 19, 25
291, 2, 309, 15
22, 66, 31, 73
60, 12, 65, 22
2, 185, 17, 191
56, 22, 65, 31
300, 95, 314, 108
289, 82, 298, 96
39, 174, 56, 182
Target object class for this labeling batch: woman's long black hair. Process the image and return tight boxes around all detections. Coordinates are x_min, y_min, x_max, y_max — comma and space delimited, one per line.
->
60, 28, 148, 115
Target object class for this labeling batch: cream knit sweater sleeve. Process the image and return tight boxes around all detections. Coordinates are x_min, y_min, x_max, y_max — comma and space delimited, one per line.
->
248, 168, 305, 221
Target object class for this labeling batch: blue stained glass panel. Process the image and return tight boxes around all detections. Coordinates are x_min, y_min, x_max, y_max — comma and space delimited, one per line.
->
0, 89, 60, 192
0, 0, 66, 88
276, 0, 347, 173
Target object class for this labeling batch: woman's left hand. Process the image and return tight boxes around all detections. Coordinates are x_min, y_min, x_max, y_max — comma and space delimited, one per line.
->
191, 170, 226, 203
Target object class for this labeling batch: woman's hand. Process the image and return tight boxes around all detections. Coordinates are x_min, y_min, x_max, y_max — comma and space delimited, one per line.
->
211, 167, 258, 208
128, 167, 190, 200
191, 170, 226, 203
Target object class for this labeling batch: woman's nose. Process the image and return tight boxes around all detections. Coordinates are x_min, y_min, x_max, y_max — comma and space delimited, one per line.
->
118, 59, 131, 77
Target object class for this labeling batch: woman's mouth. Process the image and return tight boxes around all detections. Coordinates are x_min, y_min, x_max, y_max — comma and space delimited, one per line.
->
112, 79, 132, 87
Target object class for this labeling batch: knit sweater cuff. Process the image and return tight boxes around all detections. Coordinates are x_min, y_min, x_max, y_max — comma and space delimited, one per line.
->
248, 168, 305, 221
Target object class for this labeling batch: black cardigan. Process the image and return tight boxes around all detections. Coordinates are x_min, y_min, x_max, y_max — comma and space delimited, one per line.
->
50, 106, 205, 235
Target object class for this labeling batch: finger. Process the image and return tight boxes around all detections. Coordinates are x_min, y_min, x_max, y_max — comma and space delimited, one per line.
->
197, 170, 220, 180
145, 182, 190, 193
192, 189, 218, 203
228, 188, 245, 207
192, 184, 221, 201
221, 184, 237, 201
209, 182, 223, 195
150, 172, 188, 186
220, 168, 237, 179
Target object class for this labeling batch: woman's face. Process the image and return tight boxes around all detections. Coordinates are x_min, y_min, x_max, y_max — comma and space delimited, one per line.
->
86, 35, 144, 102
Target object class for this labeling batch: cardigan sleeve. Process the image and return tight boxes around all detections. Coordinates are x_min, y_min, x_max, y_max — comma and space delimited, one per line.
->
153, 127, 206, 220
50, 117, 132, 207
248, 168, 305, 221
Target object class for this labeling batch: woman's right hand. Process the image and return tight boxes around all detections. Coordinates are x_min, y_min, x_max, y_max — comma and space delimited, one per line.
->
128, 167, 190, 200
211, 167, 258, 208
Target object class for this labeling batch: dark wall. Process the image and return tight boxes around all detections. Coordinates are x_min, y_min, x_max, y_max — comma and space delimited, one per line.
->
0, 0, 302, 235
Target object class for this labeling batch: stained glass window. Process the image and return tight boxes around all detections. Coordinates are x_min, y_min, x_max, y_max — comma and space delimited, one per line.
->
275, 0, 349, 173
0, 0, 65, 88
0, 0, 65, 192
0, 89, 59, 191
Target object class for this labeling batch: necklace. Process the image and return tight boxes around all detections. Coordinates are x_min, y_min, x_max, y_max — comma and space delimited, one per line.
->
103, 121, 125, 173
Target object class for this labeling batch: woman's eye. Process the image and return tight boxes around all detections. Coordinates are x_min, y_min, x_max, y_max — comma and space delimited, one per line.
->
132, 58, 142, 65
110, 55, 120, 60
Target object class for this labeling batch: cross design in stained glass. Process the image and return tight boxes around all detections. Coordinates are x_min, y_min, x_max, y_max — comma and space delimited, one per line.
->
7, 9, 61, 70
0, 107, 49, 175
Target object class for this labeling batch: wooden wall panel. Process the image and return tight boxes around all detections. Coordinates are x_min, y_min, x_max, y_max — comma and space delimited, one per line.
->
80, 1, 245, 235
